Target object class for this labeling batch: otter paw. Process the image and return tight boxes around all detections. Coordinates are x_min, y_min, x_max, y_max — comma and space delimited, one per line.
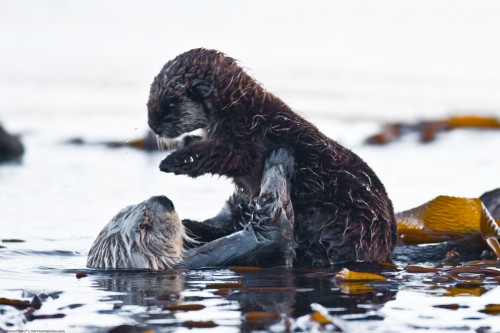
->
159, 156, 176, 173
159, 152, 201, 176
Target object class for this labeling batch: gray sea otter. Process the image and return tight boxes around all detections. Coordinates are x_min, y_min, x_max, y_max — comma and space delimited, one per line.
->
87, 149, 294, 269
146, 48, 397, 267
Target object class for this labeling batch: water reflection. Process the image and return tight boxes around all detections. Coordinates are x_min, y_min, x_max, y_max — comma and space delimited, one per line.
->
1, 252, 499, 332
91, 270, 185, 307
86, 264, 400, 332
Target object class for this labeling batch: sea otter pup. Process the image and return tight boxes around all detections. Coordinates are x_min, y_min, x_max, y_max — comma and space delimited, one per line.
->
147, 48, 397, 267
87, 149, 294, 269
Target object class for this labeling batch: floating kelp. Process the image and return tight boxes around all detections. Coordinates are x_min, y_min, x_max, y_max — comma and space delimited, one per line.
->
0, 297, 31, 310
444, 266, 500, 277
229, 266, 264, 272
405, 265, 439, 273
245, 311, 280, 321
366, 114, 500, 145
396, 194, 500, 260
479, 304, 500, 315
442, 286, 485, 297
432, 303, 461, 310
397, 196, 483, 239
25, 310, 65, 321
305, 303, 345, 331
163, 303, 205, 311
311, 310, 332, 324
75, 271, 87, 279
0, 294, 66, 324
335, 268, 386, 281
464, 260, 500, 268
184, 320, 218, 328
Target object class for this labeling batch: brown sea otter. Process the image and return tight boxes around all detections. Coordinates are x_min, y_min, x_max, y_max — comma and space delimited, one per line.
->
147, 48, 397, 267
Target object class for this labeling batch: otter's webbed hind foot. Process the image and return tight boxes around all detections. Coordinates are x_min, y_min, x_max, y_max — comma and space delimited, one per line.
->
250, 148, 295, 266
183, 148, 295, 268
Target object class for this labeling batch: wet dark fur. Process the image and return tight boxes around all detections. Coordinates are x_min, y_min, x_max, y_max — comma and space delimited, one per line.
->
148, 48, 397, 266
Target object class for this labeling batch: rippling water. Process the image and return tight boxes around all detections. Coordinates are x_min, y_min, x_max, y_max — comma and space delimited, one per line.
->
1, 1, 500, 332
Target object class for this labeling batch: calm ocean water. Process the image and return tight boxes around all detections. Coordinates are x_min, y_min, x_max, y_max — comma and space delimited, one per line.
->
1, 1, 500, 332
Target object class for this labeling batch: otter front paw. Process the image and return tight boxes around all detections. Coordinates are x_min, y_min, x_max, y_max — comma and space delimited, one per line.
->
159, 155, 176, 173
159, 151, 200, 176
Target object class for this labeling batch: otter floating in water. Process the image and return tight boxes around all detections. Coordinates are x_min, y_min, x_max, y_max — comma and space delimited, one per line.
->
147, 48, 397, 267
87, 149, 295, 269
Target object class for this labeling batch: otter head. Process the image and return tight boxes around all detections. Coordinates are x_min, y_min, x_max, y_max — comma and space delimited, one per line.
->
87, 195, 186, 270
147, 48, 261, 139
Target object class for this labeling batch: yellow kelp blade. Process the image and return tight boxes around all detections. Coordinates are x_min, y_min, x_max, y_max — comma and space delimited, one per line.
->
398, 229, 469, 244
445, 115, 500, 129
396, 195, 500, 259
335, 268, 386, 281
396, 196, 483, 234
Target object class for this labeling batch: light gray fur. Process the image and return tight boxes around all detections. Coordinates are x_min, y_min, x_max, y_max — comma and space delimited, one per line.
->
87, 196, 187, 270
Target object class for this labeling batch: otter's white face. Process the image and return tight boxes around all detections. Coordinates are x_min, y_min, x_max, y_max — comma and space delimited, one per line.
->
87, 196, 186, 270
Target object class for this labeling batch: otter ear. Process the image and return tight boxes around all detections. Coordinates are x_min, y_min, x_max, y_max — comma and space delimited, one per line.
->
189, 79, 212, 99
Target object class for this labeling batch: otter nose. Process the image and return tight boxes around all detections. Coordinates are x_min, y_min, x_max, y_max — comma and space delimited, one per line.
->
150, 195, 175, 211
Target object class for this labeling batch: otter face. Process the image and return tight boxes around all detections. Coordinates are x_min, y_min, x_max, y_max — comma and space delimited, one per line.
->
147, 49, 230, 139
147, 90, 208, 139
87, 195, 186, 270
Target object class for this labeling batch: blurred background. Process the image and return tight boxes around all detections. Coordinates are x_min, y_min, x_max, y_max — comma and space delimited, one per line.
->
1, 0, 500, 242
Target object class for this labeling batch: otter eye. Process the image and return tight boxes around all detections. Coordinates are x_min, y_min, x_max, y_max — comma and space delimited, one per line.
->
161, 97, 180, 113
